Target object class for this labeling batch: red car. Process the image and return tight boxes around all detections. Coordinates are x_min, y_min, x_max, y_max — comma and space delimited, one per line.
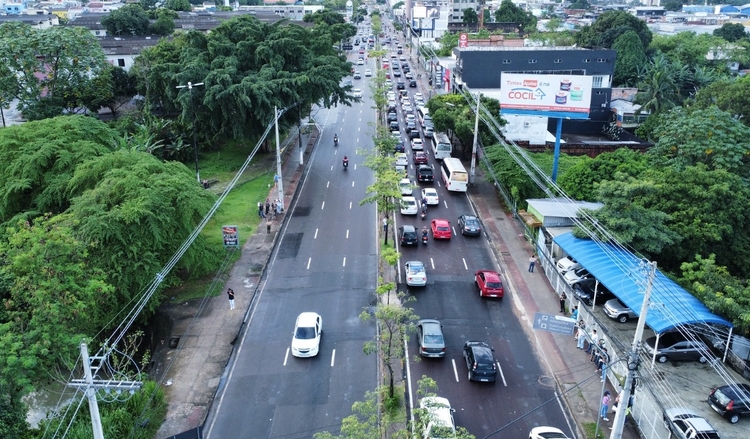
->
414, 151, 428, 164
475, 270, 504, 298
383, 62, 390, 69
430, 219, 452, 240
386, 72, 391, 79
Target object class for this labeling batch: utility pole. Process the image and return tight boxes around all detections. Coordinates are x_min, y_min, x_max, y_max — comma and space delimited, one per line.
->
470, 92, 481, 185
274, 106, 284, 211
609, 260, 656, 439
176, 81, 205, 183
298, 105, 304, 166
69, 342, 142, 439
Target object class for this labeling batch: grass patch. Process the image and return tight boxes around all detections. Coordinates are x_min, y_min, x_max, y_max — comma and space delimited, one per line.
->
582, 422, 608, 439
170, 147, 279, 303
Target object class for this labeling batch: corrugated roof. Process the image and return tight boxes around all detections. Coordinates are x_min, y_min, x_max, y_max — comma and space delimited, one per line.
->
527, 198, 603, 218
554, 232, 732, 334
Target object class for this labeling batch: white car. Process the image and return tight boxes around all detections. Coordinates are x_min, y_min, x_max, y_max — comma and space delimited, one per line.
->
529, 426, 570, 439
419, 396, 455, 439
414, 99, 425, 108
414, 92, 424, 101
421, 188, 439, 205
291, 312, 322, 358
556, 256, 581, 274
405, 114, 416, 124
399, 56, 407, 62
365, 69, 372, 77
400, 178, 414, 195
563, 267, 590, 286
412, 138, 424, 150
400, 196, 418, 215
402, 103, 413, 113
405, 261, 427, 286
352, 88, 363, 98
395, 152, 408, 168
357, 58, 364, 65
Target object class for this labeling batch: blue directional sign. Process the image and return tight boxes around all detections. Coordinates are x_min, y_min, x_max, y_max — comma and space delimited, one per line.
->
533, 312, 576, 335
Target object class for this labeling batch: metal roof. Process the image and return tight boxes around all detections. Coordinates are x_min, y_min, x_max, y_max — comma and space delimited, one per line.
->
554, 232, 732, 334
527, 198, 603, 219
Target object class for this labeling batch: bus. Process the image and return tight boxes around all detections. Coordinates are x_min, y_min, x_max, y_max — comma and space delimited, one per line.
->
431, 133, 452, 160
440, 157, 468, 192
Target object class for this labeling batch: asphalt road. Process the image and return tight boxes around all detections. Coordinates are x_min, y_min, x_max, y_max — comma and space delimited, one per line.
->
205, 56, 381, 438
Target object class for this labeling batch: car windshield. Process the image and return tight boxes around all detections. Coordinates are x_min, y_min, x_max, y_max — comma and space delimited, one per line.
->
486, 281, 502, 288
295, 326, 316, 339
403, 199, 416, 206
408, 264, 425, 273
424, 334, 444, 344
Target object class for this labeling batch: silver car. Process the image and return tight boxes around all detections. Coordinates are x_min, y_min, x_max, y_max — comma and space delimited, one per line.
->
416, 319, 445, 357
603, 298, 638, 323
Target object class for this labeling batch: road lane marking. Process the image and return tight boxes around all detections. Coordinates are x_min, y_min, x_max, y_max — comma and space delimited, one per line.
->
452, 359, 459, 382
358, 127, 361, 131
443, 200, 448, 209
452, 226, 457, 236
331, 349, 336, 367
327, 181, 330, 188
315, 228, 319, 239
497, 361, 507, 386
343, 257, 346, 267
463, 258, 468, 270
430, 258, 434, 269
350, 201, 353, 209
307, 257, 311, 270
284, 348, 290, 366
352, 181, 355, 187
321, 201, 325, 210
330, 165, 333, 171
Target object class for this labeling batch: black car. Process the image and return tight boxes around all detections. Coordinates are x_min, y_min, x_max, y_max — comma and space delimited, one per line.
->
394, 140, 405, 153
409, 128, 421, 139
387, 112, 398, 122
417, 165, 433, 182
397, 49, 403, 54
398, 225, 418, 245
457, 215, 482, 236
401, 62, 409, 68
403, 65, 411, 73
572, 279, 615, 306
397, 81, 405, 90
409, 80, 417, 88
405, 121, 417, 133
389, 121, 400, 131
709, 383, 750, 424
463, 341, 497, 382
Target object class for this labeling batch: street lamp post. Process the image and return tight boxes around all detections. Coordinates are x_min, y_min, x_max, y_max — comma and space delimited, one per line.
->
470, 92, 481, 185
176, 81, 205, 184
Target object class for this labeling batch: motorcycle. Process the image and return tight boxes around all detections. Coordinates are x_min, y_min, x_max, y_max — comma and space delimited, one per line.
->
421, 233, 428, 245
343, 159, 349, 170
334, 137, 339, 147
420, 211, 426, 220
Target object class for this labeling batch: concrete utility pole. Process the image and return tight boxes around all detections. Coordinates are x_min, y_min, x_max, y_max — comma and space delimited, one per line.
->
609, 260, 656, 439
470, 92, 481, 185
69, 342, 142, 439
298, 105, 304, 166
175, 82, 205, 183
274, 106, 284, 211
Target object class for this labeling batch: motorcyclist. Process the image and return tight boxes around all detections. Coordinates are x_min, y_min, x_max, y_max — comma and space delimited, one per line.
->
421, 203, 427, 214
422, 226, 428, 239
334, 134, 338, 146
343, 155, 349, 168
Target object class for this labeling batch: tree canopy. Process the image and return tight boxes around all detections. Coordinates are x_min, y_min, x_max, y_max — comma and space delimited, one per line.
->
101, 4, 152, 36
713, 22, 747, 42
692, 76, 750, 126
494, 0, 537, 33
575, 11, 652, 49
612, 30, 647, 86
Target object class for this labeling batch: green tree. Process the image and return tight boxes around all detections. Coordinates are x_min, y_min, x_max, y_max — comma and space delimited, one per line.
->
558, 148, 650, 202
0, 23, 109, 119
662, 0, 683, 11
567, 0, 590, 9
648, 106, 750, 177
313, 390, 394, 439
462, 8, 478, 25
0, 116, 118, 225
679, 255, 750, 335
66, 150, 221, 307
101, 4, 151, 36
80, 65, 138, 118
692, 76, 750, 125
575, 10, 652, 49
635, 54, 682, 114
0, 380, 29, 439
714, 22, 747, 42
573, 173, 680, 256
165, 0, 192, 11
612, 30, 647, 86
494, 0, 537, 33
150, 15, 176, 35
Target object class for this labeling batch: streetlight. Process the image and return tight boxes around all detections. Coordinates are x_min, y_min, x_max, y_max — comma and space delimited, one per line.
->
176, 81, 204, 184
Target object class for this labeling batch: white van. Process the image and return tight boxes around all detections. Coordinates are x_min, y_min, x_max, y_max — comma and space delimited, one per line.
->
417, 106, 430, 127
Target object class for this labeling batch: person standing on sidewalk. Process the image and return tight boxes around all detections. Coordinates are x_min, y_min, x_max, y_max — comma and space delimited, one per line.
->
576, 320, 587, 349
258, 202, 265, 218
586, 329, 599, 353
265, 198, 271, 217
227, 288, 235, 310
601, 390, 611, 421
528, 254, 538, 272
559, 291, 567, 313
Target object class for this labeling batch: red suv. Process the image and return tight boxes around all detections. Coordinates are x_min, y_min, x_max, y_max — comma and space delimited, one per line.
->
414, 151, 428, 164
475, 270, 504, 298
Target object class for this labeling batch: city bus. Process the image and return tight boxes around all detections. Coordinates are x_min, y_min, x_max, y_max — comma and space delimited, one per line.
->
440, 157, 468, 192
431, 133, 452, 160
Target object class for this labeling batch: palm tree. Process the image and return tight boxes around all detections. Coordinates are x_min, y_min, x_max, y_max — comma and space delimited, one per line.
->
635, 54, 681, 114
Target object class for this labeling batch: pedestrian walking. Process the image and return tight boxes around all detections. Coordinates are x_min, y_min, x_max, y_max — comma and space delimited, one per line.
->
601, 391, 611, 421
227, 288, 235, 310
271, 200, 277, 219
258, 202, 265, 218
571, 305, 578, 322
576, 321, 587, 349
265, 198, 270, 216
528, 255, 538, 273
559, 291, 567, 313
586, 329, 599, 353
275, 199, 282, 216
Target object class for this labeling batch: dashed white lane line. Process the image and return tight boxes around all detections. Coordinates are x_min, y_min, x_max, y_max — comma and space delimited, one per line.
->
327, 181, 330, 188
352, 181, 355, 187
350, 201, 353, 209
430, 258, 435, 270
462, 258, 468, 270
346, 229, 349, 239
331, 349, 336, 367
452, 226, 457, 236
443, 200, 448, 209
452, 359, 459, 382
497, 361, 507, 386
343, 257, 346, 267
321, 201, 325, 210
315, 228, 319, 239
284, 348, 290, 366
306, 257, 311, 270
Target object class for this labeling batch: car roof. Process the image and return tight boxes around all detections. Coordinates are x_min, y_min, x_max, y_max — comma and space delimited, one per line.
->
423, 187, 437, 193
400, 178, 411, 183
407, 260, 424, 267
403, 196, 416, 201
402, 225, 416, 232
418, 319, 441, 331
432, 218, 449, 225
296, 312, 320, 326
478, 270, 501, 282
665, 408, 717, 432
716, 383, 750, 397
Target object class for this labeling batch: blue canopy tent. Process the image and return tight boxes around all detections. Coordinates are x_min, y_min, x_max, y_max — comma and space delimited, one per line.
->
554, 233, 732, 335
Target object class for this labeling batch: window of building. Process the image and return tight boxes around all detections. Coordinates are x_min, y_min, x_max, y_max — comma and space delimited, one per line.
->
554, 59, 562, 63
592, 75, 610, 88
528, 59, 537, 63
583, 58, 590, 63
118, 59, 125, 67
502, 59, 511, 64
597, 58, 607, 63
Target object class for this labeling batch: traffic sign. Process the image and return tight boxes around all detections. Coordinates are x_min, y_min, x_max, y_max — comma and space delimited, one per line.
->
532, 312, 576, 335
459, 33, 468, 48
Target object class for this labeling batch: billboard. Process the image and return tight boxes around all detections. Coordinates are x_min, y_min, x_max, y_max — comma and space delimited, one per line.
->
222, 225, 239, 249
500, 73, 593, 114
413, 5, 427, 18
413, 3, 439, 19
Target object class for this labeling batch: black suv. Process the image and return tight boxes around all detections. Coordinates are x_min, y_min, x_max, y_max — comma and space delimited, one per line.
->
398, 225, 418, 245
463, 341, 497, 382
387, 112, 397, 122
397, 81, 405, 89
709, 383, 750, 424
389, 121, 399, 131
572, 279, 615, 306
417, 165, 433, 182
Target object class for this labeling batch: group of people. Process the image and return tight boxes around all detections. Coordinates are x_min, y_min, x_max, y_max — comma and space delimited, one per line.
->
258, 198, 283, 219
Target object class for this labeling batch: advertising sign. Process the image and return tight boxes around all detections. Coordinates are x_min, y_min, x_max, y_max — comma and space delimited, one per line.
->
413, 5, 427, 18
459, 33, 468, 48
500, 73, 593, 114
222, 225, 239, 249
